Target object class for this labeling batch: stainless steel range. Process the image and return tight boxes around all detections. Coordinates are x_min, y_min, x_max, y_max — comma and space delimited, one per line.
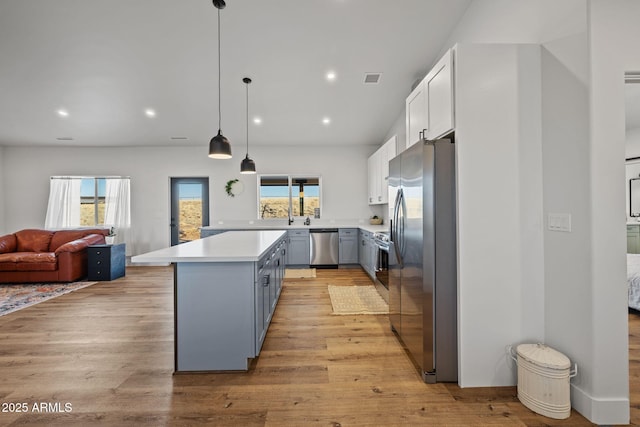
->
373, 231, 390, 291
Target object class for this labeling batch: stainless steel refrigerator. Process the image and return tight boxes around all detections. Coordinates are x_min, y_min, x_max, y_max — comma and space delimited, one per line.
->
388, 137, 457, 383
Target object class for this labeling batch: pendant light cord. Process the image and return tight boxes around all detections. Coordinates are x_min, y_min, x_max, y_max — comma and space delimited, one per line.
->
246, 81, 249, 156
217, 8, 222, 131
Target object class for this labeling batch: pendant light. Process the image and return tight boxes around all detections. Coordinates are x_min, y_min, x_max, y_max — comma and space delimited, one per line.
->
208, 1, 232, 159
240, 77, 256, 174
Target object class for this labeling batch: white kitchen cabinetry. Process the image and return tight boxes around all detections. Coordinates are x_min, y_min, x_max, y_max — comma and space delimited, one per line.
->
425, 49, 454, 140
405, 49, 454, 148
406, 81, 428, 149
368, 151, 380, 205
368, 136, 397, 205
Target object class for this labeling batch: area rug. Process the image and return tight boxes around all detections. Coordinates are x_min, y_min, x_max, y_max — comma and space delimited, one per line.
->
0, 281, 98, 316
285, 268, 317, 279
328, 285, 389, 315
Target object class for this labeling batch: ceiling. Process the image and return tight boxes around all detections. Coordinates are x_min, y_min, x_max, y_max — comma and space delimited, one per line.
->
0, 0, 472, 149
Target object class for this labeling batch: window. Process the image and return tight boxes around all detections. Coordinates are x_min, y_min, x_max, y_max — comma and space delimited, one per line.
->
45, 176, 130, 240
258, 175, 321, 219
81, 178, 106, 226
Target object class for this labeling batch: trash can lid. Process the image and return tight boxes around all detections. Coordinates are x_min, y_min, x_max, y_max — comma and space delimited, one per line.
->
517, 343, 571, 369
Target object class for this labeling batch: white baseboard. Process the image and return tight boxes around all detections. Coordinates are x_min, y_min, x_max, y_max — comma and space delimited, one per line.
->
570, 383, 629, 425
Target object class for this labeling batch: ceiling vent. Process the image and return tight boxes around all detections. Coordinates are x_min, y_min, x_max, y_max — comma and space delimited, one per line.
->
626, 72, 640, 83
363, 72, 382, 84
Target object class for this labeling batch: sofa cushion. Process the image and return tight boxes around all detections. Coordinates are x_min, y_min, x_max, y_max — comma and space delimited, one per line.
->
50, 229, 108, 251
0, 234, 17, 254
0, 253, 17, 271
0, 252, 57, 271
15, 229, 54, 252
16, 252, 57, 271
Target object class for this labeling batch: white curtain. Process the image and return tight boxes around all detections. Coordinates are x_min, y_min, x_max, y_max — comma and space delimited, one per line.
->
104, 178, 131, 250
44, 178, 81, 229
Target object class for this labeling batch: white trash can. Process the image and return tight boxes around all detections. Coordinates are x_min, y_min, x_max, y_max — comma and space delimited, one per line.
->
516, 343, 574, 420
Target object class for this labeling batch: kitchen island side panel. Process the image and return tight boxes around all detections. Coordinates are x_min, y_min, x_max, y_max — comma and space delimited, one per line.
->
175, 262, 255, 371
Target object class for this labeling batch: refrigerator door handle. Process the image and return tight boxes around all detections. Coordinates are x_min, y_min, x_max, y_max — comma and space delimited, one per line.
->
392, 188, 404, 266
398, 189, 406, 258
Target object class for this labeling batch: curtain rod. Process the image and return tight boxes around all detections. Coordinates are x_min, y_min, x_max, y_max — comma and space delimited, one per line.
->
50, 176, 131, 180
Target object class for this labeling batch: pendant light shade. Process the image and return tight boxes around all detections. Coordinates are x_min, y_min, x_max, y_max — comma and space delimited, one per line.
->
208, 3, 232, 159
241, 155, 256, 174
209, 130, 232, 159
240, 77, 256, 174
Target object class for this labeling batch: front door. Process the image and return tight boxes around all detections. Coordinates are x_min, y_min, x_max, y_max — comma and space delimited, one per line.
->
170, 177, 209, 246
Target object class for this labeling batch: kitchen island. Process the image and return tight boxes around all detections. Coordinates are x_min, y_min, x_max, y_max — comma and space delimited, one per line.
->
131, 230, 287, 372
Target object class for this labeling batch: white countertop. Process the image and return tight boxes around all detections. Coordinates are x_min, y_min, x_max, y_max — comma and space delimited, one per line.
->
131, 230, 287, 263
200, 222, 388, 234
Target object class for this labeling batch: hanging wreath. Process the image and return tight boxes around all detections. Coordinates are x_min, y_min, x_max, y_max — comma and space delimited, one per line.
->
225, 179, 240, 197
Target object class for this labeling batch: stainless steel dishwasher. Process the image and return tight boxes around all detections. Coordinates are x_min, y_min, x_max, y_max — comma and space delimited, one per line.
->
309, 228, 339, 268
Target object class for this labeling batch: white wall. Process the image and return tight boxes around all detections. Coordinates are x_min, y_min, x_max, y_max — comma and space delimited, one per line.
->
626, 127, 640, 158
582, 0, 639, 423
539, 29, 597, 415
454, 43, 544, 387
2, 144, 375, 255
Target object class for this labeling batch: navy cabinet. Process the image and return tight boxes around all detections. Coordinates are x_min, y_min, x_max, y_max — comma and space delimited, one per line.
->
87, 243, 126, 281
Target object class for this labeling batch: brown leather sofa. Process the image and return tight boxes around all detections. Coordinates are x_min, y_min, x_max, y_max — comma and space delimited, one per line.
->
0, 228, 110, 283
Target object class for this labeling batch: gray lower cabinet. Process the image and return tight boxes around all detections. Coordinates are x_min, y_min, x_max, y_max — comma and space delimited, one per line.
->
339, 228, 359, 264
359, 229, 376, 278
255, 239, 286, 352
287, 229, 310, 266
628, 224, 640, 254
174, 234, 286, 372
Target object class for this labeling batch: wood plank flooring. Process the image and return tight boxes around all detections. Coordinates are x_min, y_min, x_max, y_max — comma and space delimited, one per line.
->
0, 266, 635, 426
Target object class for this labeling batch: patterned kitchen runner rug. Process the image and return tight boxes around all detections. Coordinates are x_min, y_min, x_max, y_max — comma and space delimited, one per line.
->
0, 281, 98, 316
285, 268, 317, 279
328, 285, 389, 315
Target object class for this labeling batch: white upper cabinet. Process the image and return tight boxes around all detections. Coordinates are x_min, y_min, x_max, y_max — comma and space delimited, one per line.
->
405, 49, 454, 149
368, 135, 397, 205
367, 151, 380, 205
405, 81, 428, 149
425, 49, 454, 140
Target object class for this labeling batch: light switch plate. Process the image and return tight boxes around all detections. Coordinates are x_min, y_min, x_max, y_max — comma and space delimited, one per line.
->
548, 213, 571, 232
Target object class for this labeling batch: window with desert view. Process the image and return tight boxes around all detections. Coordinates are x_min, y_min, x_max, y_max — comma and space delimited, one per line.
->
81, 178, 106, 226
259, 176, 320, 219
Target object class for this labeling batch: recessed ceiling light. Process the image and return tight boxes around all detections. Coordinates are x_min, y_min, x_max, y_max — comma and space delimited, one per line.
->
145, 108, 156, 118
322, 117, 331, 125
253, 117, 262, 125
57, 109, 69, 117
326, 71, 337, 81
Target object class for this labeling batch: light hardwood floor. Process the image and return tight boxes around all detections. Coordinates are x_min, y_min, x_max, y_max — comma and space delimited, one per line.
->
0, 266, 636, 426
